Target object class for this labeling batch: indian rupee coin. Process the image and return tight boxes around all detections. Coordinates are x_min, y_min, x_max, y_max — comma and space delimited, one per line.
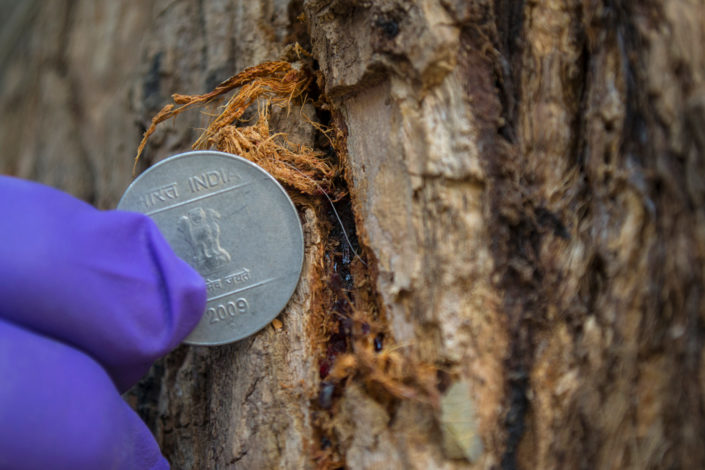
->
118, 150, 304, 345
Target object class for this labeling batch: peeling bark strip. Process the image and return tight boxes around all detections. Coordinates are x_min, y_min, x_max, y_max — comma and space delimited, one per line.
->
2, 0, 705, 469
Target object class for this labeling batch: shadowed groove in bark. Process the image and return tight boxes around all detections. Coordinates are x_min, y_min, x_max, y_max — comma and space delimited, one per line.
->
486, 4, 540, 469
310, 192, 360, 468
492, 0, 525, 141
454, 4, 535, 468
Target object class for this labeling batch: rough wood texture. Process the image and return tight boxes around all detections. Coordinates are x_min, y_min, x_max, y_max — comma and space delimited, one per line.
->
1, 1, 704, 469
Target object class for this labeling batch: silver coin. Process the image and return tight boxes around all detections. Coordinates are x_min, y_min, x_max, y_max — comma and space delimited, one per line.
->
117, 150, 304, 345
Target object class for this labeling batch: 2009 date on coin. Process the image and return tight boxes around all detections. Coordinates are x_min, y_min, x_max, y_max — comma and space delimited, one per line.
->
207, 298, 249, 324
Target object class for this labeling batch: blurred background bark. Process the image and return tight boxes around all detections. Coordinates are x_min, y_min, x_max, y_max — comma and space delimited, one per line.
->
1, 1, 704, 469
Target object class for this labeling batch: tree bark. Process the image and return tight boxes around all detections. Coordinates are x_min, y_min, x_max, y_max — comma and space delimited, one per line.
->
1, 1, 704, 469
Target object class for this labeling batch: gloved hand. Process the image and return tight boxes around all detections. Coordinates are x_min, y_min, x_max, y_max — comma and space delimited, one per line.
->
0, 176, 207, 470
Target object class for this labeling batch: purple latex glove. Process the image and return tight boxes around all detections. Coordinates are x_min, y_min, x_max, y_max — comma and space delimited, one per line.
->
0, 176, 207, 469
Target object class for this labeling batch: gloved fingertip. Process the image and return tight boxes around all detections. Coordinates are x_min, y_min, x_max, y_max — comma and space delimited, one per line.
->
171, 255, 208, 340
150, 457, 171, 470
111, 216, 208, 391
143, 218, 207, 344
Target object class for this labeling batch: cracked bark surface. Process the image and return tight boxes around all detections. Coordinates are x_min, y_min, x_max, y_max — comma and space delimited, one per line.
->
1, 1, 704, 469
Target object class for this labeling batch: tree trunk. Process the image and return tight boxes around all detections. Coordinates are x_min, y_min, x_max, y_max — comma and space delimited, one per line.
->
2, 1, 704, 469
